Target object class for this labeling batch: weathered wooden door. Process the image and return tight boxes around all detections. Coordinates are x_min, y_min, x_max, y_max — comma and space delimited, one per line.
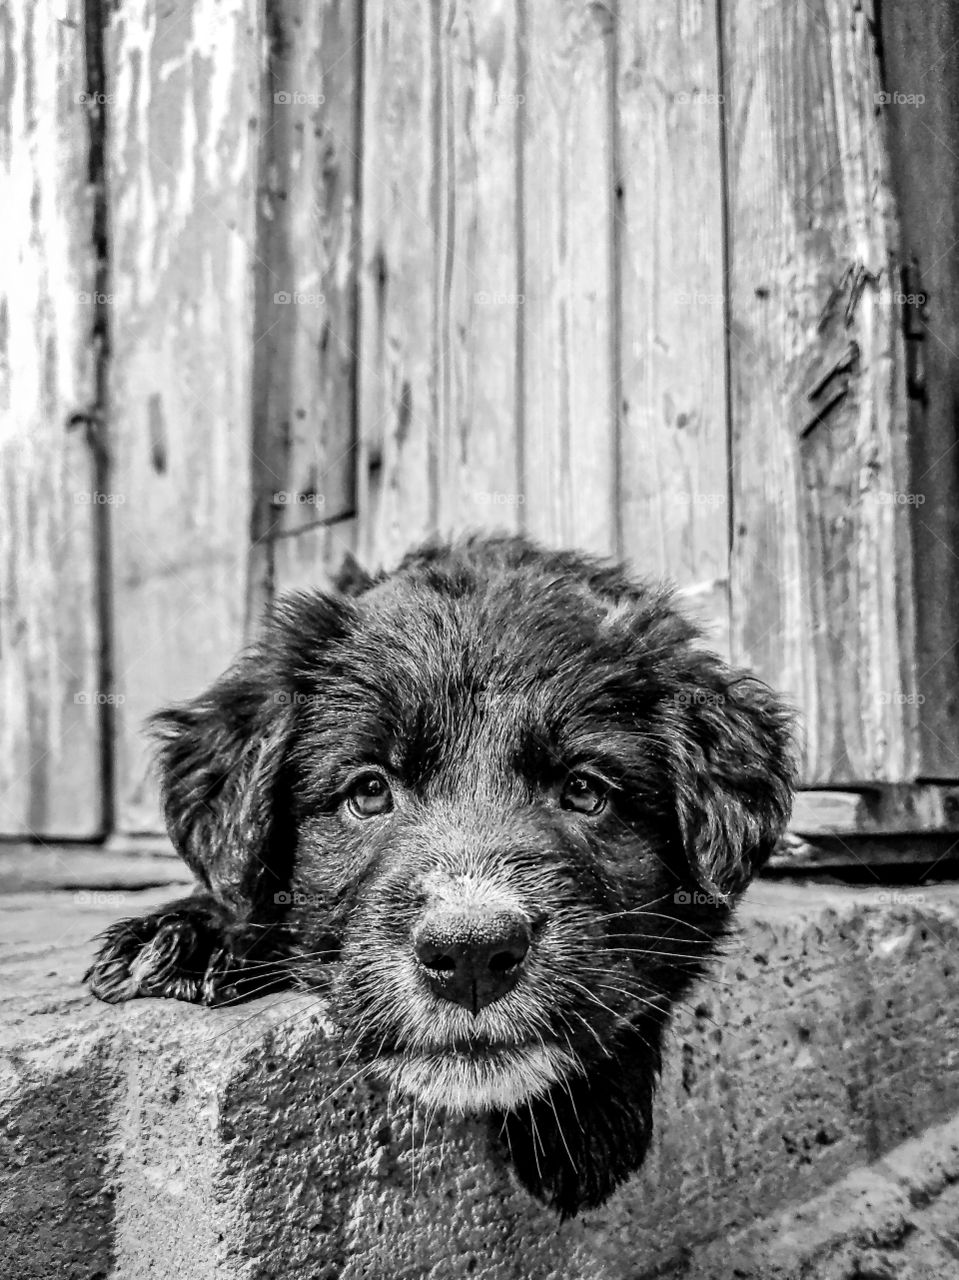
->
724, 0, 959, 787
4, 0, 958, 841
1, 0, 106, 837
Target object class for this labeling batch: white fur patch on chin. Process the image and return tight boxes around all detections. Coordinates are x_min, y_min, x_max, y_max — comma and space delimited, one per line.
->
379, 1044, 576, 1113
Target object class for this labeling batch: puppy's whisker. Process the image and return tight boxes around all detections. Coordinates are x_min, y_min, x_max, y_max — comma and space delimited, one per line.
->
563, 1008, 613, 1058
593, 891, 677, 916
560, 977, 659, 1055
547, 1089, 577, 1173
313, 1061, 375, 1113
657, 960, 734, 982
591, 908, 720, 940
207, 989, 325, 1048
602, 946, 720, 963
595, 932, 714, 946
554, 1049, 586, 1134
558, 975, 621, 1020
222, 951, 322, 973
527, 1106, 545, 1186
209, 976, 295, 1007
577, 972, 663, 1008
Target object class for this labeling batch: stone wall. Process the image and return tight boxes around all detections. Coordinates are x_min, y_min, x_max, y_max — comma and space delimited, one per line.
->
3, 869, 959, 1278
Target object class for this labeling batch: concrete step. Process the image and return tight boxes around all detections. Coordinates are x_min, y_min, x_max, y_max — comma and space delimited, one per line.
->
2, 875, 958, 1279
680, 1112, 959, 1279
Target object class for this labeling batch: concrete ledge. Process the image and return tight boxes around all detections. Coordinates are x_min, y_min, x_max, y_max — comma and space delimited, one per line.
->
2, 880, 959, 1278
0, 842, 187, 893
683, 1112, 959, 1279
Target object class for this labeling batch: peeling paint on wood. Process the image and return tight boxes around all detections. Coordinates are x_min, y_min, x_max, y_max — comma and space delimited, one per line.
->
725, 0, 916, 782
615, 0, 730, 658
434, 0, 524, 536
107, 0, 262, 831
7, 0, 956, 832
880, 0, 959, 780
520, 0, 617, 555
357, 0, 439, 568
249, 0, 360, 558
0, 0, 103, 836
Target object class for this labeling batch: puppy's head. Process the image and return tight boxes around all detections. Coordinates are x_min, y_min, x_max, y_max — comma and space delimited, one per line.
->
152, 535, 796, 1205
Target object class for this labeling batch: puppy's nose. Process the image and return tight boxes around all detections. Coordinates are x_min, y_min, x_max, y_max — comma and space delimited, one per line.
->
413, 909, 532, 1014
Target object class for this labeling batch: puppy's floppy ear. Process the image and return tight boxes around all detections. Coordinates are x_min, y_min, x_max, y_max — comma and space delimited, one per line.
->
664, 656, 797, 898
150, 659, 294, 912
150, 590, 349, 912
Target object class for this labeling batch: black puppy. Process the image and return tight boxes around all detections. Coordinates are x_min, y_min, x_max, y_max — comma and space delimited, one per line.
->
88, 535, 795, 1216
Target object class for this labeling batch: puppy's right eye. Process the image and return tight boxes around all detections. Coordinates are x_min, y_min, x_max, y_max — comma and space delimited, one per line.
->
560, 772, 608, 815
344, 773, 394, 819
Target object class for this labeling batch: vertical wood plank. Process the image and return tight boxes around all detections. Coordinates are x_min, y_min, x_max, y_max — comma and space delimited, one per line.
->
0, 0, 103, 836
357, 0, 439, 570
519, 0, 618, 556
880, 0, 959, 780
434, 0, 523, 536
724, 0, 916, 782
108, 0, 262, 831
249, 0, 360, 567
270, 519, 358, 599
616, 1, 730, 657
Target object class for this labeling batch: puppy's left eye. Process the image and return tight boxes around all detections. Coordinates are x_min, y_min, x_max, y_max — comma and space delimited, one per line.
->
345, 773, 394, 819
560, 773, 608, 815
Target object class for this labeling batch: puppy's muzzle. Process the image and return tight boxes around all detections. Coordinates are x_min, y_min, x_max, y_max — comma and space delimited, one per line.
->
413, 907, 532, 1014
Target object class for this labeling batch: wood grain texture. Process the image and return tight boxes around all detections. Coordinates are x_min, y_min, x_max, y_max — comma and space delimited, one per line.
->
270, 518, 357, 599
0, 0, 103, 836
357, 0, 439, 570
250, 0, 359, 559
616, 0, 730, 658
358, 0, 532, 571
107, 0, 262, 831
879, 0, 959, 780
519, 0, 617, 555
724, 0, 916, 783
434, 0, 524, 537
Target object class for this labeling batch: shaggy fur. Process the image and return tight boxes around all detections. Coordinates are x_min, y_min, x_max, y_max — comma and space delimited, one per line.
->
87, 534, 796, 1216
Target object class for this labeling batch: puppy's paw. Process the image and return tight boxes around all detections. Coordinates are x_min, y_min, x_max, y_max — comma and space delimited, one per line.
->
85, 894, 266, 1006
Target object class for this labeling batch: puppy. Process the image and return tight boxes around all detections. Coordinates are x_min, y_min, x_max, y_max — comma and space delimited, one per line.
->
87, 534, 796, 1216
